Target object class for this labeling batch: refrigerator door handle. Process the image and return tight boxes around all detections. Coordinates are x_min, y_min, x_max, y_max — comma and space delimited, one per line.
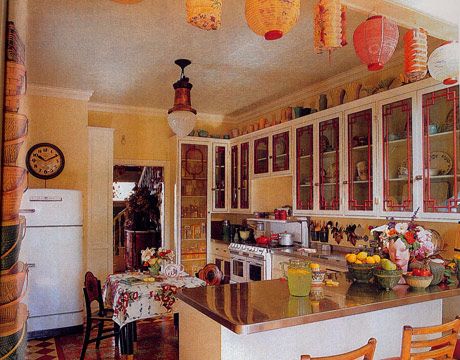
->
19, 208, 36, 213
28, 263, 36, 268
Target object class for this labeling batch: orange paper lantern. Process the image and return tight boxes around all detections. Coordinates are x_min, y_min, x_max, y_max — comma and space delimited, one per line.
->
353, 15, 399, 71
245, 0, 300, 41
314, 0, 347, 54
404, 28, 428, 82
186, 0, 222, 31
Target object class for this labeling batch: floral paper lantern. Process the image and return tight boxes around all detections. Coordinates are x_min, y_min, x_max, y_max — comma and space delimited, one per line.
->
186, 0, 222, 31
111, 0, 143, 3
404, 28, 428, 82
428, 41, 459, 85
245, 0, 300, 41
314, 0, 347, 54
353, 15, 399, 71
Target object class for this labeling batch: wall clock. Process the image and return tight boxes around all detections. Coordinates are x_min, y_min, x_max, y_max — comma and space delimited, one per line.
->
26, 143, 65, 180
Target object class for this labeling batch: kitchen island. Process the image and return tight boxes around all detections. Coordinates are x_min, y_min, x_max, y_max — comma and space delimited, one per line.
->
177, 275, 460, 360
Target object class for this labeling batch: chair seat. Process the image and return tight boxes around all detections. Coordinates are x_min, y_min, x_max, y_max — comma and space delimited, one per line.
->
91, 309, 114, 321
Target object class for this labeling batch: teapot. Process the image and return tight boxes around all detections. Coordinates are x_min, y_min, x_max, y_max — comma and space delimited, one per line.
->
281, 259, 312, 297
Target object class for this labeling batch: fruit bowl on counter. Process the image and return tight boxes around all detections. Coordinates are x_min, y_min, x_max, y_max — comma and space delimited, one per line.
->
374, 269, 403, 291
403, 272, 433, 289
347, 263, 376, 283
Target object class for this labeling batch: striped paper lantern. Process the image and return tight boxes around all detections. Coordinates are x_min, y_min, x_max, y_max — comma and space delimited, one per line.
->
186, 0, 223, 31
428, 41, 459, 85
353, 15, 399, 71
314, 0, 347, 54
404, 28, 428, 82
245, 0, 300, 41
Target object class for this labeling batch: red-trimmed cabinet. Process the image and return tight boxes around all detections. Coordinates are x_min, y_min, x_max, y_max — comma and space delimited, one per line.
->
211, 143, 228, 212
253, 129, 291, 178
230, 141, 251, 212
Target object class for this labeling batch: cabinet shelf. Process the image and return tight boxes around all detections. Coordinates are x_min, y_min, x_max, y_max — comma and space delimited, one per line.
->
181, 217, 207, 220
427, 174, 459, 180
299, 155, 312, 159
300, 184, 312, 187
321, 150, 338, 156
182, 195, 207, 198
352, 180, 371, 184
427, 129, 460, 139
182, 177, 207, 181
257, 157, 268, 161
182, 159, 208, 163
352, 144, 372, 150
387, 138, 408, 145
275, 153, 287, 158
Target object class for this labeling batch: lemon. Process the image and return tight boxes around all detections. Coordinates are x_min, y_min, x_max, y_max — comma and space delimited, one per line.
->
372, 255, 381, 263
310, 263, 320, 270
454, 254, 460, 260
346, 254, 357, 263
355, 259, 363, 264
365, 256, 375, 264
356, 252, 368, 261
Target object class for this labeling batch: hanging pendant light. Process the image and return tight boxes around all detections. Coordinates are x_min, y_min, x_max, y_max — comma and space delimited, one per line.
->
186, 0, 222, 31
167, 59, 197, 138
353, 15, 399, 71
245, 0, 300, 41
428, 41, 459, 85
404, 28, 428, 82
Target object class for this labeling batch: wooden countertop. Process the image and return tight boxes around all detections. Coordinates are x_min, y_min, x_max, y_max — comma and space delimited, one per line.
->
177, 274, 460, 335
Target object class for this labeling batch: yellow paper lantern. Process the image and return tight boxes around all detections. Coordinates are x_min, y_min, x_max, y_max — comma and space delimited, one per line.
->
314, 0, 347, 54
111, 0, 143, 4
186, 0, 223, 31
245, 0, 300, 40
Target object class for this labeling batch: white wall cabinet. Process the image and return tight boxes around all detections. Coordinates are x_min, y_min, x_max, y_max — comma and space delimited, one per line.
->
229, 140, 251, 213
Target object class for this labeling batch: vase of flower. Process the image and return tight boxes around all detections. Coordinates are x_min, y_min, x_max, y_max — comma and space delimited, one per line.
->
149, 260, 161, 276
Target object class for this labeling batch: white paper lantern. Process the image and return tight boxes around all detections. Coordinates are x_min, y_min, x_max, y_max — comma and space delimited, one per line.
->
428, 41, 459, 85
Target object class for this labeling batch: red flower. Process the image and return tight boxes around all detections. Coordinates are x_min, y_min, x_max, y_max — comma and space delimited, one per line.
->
405, 231, 416, 244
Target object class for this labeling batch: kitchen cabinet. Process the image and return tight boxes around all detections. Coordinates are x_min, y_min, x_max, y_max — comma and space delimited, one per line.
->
253, 128, 291, 178
419, 84, 459, 218
211, 143, 228, 212
230, 141, 251, 212
210, 241, 231, 278
179, 141, 209, 276
295, 123, 314, 211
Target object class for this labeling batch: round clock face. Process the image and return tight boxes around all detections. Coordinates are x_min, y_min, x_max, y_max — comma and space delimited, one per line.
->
26, 143, 65, 179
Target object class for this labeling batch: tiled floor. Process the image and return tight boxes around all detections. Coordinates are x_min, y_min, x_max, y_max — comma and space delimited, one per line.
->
26, 317, 177, 360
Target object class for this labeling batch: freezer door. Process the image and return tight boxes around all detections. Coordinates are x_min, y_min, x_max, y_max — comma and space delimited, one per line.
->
19, 189, 83, 226
19, 226, 83, 321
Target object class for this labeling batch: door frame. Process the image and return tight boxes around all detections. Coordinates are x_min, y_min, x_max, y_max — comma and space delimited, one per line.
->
113, 159, 171, 249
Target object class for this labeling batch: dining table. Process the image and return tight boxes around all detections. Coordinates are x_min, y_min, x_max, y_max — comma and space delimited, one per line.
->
102, 272, 206, 357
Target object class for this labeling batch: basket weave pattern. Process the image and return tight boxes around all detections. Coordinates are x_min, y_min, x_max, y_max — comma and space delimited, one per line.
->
2, 138, 25, 166
5, 62, 26, 97
1, 167, 28, 222
0, 304, 27, 360
0, 262, 27, 305
6, 21, 25, 66
3, 113, 28, 142
245, 0, 300, 37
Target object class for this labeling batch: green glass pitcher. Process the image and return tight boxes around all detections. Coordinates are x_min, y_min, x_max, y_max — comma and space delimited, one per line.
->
281, 259, 312, 297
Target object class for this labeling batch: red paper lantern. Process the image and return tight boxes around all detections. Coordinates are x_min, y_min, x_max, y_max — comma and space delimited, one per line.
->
353, 15, 399, 71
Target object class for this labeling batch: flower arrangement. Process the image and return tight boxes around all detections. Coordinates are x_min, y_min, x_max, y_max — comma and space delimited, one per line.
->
141, 247, 175, 275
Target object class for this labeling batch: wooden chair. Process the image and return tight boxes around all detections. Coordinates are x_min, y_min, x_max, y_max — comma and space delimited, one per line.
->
80, 272, 120, 360
196, 263, 229, 286
385, 316, 460, 360
301, 338, 377, 360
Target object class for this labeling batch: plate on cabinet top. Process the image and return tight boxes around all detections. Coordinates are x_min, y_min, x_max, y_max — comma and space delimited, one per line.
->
430, 151, 452, 175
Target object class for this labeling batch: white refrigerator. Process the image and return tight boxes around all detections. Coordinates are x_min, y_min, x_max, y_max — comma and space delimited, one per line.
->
19, 189, 84, 335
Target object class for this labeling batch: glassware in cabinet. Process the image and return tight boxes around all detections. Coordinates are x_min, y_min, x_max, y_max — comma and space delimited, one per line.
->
347, 109, 373, 211
180, 143, 208, 276
382, 98, 413, 212
319, 118, 340, 210
272, 131, 290, 173
213, 145, 226, 210
231, 145, 238, 209
421, 85, 459, 213
254, 136, 269, 175
240, 142, 250, 209
296, 125, 314, 210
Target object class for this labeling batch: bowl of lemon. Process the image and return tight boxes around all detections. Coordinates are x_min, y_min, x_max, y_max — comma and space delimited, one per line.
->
345, 252, 379, 283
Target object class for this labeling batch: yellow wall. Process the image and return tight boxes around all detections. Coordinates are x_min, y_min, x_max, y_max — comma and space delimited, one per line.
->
26, 95, 89, 265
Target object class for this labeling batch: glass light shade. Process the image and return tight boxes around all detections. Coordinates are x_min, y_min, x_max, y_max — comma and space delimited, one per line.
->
167, 111, 197, 137
428, 41, 459, 85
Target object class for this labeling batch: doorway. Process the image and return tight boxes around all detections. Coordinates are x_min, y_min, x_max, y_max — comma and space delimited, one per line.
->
112, 165, 164, 272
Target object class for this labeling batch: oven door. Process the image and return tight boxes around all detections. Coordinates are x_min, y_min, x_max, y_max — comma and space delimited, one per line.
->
230, 255, 247, 283
247, 259, 265, 282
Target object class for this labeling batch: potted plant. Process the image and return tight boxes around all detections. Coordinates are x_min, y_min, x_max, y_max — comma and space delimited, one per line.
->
124, 185, 161, 270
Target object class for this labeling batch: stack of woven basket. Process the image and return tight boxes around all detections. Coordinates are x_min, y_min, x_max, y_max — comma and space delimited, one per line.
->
0, 21, 28, 360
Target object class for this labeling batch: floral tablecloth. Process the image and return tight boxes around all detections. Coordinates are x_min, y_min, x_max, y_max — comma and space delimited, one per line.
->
103, 273, 205, 327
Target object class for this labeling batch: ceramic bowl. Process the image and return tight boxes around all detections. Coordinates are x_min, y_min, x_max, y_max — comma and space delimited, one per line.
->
311, 270, 326, 286
403, 273, 433, 289
374, 272, 402, 291
347, 264, 376, 283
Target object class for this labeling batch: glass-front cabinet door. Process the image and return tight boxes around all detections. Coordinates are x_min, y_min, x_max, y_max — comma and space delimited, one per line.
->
230, 145, 238, 210
254, 136, 269, 175
212, 144, 227, 212
272, 131, 290, 173
381, 96, 414, 214
180, 143, 208, 276
240, 142, 250, 210
296, 124, 314, 211
421, 85, 459, 215
346, 108, 374, 212
318, 117, 341, 211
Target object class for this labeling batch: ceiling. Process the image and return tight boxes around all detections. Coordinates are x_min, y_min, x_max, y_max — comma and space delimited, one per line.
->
27, 0, 437, 117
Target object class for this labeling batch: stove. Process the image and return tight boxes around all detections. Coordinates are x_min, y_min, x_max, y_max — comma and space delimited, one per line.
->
228, 243, 276, 283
